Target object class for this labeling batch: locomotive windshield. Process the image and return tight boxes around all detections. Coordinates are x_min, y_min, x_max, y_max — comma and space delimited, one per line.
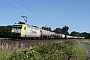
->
13, 26, 22, 29
12, 25, 22, 33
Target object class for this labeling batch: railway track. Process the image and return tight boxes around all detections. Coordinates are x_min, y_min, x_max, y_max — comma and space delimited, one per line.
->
0, 39, 66, 44
0, 39, 66, 50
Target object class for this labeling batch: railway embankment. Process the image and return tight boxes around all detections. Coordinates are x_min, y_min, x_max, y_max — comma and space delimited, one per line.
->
0, 39, 90, 60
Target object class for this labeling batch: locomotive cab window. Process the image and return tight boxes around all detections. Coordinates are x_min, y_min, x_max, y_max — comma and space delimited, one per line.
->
11, 25, 22, 33
12, 26, 22, 29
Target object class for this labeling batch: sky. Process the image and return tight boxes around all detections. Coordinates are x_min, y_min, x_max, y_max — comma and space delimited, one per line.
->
0, 0, 90, 33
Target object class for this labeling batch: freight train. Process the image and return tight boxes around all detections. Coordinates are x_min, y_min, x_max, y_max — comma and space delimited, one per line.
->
11, 22, 85, 40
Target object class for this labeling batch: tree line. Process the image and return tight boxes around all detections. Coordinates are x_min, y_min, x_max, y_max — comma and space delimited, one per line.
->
42, 25, 90, 39
70, 31, 90, 39
42, 25, 69, 35
0, 25, 90, 39
0, 26, 12, 38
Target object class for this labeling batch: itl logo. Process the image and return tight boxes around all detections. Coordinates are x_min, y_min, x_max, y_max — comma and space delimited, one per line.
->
32, 31, 36, 33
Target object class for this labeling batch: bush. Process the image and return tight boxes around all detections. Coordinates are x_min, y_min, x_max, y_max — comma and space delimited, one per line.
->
8, 40, 86, 60
8, 49, 40, 60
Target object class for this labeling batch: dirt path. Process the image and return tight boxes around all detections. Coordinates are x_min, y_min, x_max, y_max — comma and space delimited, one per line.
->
81, 42, 90, 57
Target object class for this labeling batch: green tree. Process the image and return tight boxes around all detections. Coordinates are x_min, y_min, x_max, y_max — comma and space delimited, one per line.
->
42, 25, 52, 31
70, 31, 80, 37
88, 33, 90, 39
70, 31, 90, 39
53, 28, 62, 34
0, 26, 12, 38
62, 25, 69, 40
62, 25, 69, 35
80, 32, 89, 39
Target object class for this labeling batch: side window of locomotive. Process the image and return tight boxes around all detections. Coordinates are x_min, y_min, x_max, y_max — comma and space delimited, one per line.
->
24, 27, 26, 30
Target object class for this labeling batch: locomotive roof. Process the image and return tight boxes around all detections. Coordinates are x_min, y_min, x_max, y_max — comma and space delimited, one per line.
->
13, 24, 26, 26
13, 23, 39, 28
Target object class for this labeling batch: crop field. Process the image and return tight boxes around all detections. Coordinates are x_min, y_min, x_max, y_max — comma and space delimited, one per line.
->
0, 39, 90, 60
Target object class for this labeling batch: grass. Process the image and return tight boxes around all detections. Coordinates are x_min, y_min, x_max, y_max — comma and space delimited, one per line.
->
80, 39, 90, 45
0, 41, 33, 60
0, 38, 11, 40
8, 39, 90, 60
0, 39, 90, 60
0, 50, 12, 60
74, 40, 90, 60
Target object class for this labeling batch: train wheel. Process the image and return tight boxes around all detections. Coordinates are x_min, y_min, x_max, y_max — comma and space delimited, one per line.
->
34, 37, 36, 40
29, 37, 31, 40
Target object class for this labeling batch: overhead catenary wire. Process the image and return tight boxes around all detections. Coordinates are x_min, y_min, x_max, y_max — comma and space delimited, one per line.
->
21, 0, 54, 27
0, 0, 25, 15
0, 0, 54, 28
21, 0, 45, 19
14, 0, 52, 26
20, 0, 55, 26
14, 0, 44, 20
0, 4, 21, 15
0, 0, 35, 19
0, 0, 29, 18
0, 0, 42, 24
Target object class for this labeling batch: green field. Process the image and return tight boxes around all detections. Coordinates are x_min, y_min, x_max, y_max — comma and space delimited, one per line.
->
0, 39, 90, 60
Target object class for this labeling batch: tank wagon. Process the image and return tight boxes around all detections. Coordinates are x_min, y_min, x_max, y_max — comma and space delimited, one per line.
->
11, 22, 85, 40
